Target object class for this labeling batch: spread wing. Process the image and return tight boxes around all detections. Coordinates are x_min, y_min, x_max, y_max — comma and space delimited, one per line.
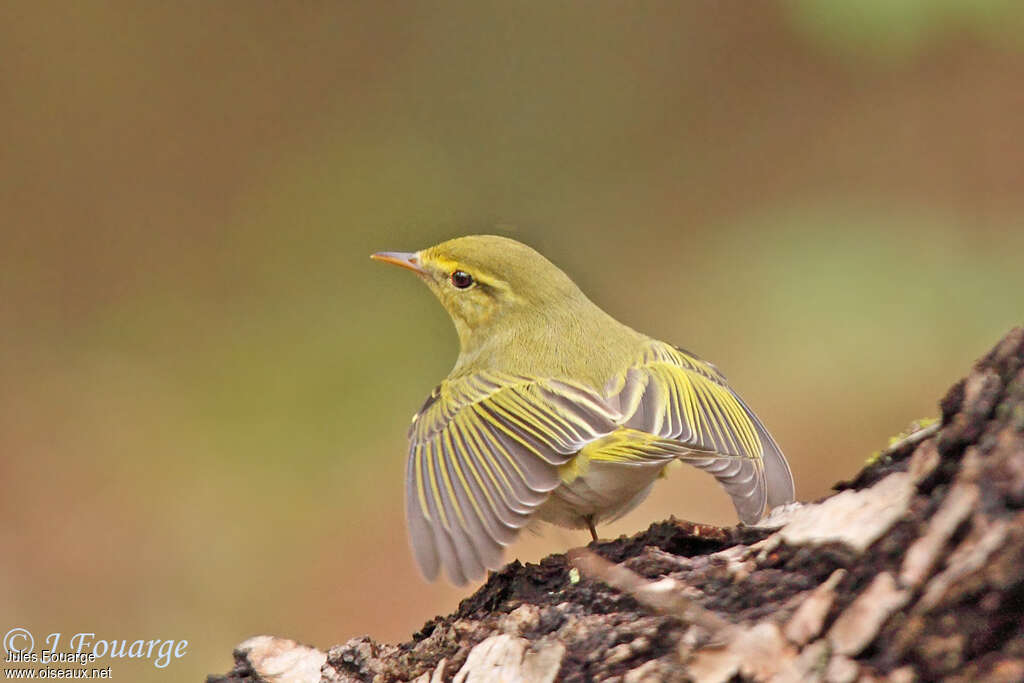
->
406, 371, 619, 584
404, 343, 794, 584
613, 342, 795, 523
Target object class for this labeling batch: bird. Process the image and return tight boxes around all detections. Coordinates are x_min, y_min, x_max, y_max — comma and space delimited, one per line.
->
371, 235, 794, 585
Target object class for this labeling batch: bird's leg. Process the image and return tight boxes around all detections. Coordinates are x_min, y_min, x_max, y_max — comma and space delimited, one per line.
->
585, 515, 598, 542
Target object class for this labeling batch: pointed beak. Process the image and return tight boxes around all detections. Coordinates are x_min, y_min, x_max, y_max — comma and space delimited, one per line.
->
370, 251, 426, 275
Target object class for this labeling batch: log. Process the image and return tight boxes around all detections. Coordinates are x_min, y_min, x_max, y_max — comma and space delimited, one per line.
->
208, 327, 1024, 682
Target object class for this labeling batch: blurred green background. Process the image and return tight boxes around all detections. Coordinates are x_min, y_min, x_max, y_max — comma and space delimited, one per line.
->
2, 2, 1023, 681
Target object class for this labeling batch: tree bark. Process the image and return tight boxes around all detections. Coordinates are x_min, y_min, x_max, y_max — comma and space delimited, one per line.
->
209, 327, 1024, 683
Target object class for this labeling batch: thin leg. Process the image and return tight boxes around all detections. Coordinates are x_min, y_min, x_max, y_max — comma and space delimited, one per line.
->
585, 515, 598, 542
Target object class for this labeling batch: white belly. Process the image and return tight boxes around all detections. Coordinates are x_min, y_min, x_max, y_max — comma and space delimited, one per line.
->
534, 458, 668, 529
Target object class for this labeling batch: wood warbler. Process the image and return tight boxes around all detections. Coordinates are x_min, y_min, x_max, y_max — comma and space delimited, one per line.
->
372, 235, 795, 585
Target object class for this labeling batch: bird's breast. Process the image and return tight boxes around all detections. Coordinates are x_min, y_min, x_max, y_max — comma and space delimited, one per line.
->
541, 428, 674, 527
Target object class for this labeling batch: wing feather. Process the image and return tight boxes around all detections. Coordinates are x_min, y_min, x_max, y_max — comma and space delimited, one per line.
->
406, 372, 618, 584
405, 448, 439, 580
404, 343, 794, 584
447, 419, 520, 543
616, 342, 795, 524
421, 441, 467, 585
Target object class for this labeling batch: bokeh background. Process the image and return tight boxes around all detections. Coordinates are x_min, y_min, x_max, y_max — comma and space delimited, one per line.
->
2, 2, 1023, 681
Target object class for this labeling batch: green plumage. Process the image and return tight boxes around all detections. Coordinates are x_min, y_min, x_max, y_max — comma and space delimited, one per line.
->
373, 235, 795, 585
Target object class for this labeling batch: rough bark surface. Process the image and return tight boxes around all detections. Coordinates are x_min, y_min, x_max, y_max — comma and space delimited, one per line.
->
208, 327, 1024, 683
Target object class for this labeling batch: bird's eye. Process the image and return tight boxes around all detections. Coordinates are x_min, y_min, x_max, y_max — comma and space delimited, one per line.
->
450, 270, 474, 289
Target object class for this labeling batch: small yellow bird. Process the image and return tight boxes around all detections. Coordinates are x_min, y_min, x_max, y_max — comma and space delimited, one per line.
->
372, 235, 794, 585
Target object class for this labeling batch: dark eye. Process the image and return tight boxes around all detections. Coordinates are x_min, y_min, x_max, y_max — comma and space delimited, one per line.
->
450, 270, 474, 289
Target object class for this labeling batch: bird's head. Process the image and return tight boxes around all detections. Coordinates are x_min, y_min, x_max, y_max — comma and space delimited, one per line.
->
372, 235, 585, 349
